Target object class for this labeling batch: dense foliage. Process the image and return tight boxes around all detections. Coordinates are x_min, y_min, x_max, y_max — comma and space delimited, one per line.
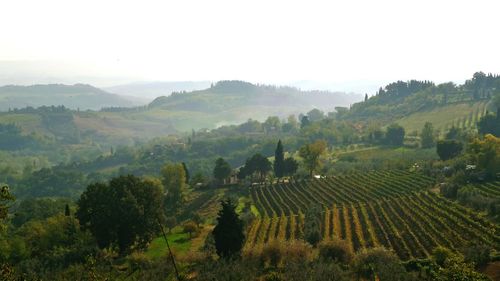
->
76, 175, 165, 254
212, 199, 245, 258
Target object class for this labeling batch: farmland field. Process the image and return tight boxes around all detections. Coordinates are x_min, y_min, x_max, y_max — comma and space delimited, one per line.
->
396, 101, 488, 133
246, 172, 500, 260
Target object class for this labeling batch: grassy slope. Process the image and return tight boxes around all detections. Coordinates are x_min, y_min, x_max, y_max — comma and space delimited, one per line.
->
145, 227, 191, 259
144, 185, 251, 259
396, 101, 488, 133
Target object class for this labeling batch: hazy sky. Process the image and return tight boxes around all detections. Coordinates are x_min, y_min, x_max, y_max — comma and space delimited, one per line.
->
0, 0, 499, 91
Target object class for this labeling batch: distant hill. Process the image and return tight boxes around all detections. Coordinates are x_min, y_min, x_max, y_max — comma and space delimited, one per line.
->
145, 80, 362, 129
104, 81, 212, 99
0, 84, 141, 111
0, 80, 362, 147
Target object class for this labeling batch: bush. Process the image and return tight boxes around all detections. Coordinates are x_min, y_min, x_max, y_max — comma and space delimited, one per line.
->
282, 241, 312, 264
436, 140, 463, 161
280, 260, 349, 281
352, 247, 407, 281
261, 241, 283, 267
183, 221, 199, 238
318, 239, 353, 264
193, 258, 257, 281
245, 241, 312, 268
462, 244, 491, 268
432, 246, 454, 267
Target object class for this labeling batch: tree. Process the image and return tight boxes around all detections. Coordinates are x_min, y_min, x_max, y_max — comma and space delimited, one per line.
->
76, 175, 165, 254
436, 140, 463, 161
495, 93, 500, 118
11, 198, 71, 227
165, 217, 177, 233
191, 212, 203, 228
161, 163, 187, 212
181, 162, 190, 184
420, 122, 435, 148
282, 115, 299, 133
0, 185, 14, 230
364, 93, 368, 102
300, 116, 310, 128
385, 124, 405, 146
263, 116, 281, 133
241, 154, 272, 181
468, 134, 500, 179
445, 126, 462, 140
304, 205, 322, 246
183, 221, 198, 238
307, 108, 325, 122
213, 157, 232, 184
432, 247, 490, 281
212, 199, 244, 258
352, 247, 407, 281
283, 157, 299, 177
477, 113, 500, 136
64, 204, 70, 217
299, 140, 327, 177
274, 140, 285, 178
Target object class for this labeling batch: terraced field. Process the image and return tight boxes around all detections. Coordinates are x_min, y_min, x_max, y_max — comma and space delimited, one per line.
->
246, 171, 500, 260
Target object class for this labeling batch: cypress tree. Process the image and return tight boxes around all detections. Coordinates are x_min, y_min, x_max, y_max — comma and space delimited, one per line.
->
274, 139, 285, 178
212, 199, 244, 258
182, 162, 190, 184
65, 203, 70, 217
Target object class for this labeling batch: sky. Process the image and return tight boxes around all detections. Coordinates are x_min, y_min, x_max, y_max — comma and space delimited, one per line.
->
0, 0, 499, 92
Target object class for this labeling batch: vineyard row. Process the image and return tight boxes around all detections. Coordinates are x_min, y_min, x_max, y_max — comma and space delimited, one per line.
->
244, 192, 500, 260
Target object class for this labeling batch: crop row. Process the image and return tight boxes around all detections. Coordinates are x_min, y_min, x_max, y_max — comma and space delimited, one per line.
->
250, 171, 434, 216
245, 192, 500, 260
465, 181, 500, 199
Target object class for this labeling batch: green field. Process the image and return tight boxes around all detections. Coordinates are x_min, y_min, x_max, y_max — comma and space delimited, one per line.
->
396, 101, 488, 133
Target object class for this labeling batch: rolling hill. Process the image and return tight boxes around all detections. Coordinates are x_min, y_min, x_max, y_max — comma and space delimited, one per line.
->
104, 81, 212, 99
144, 80, 363, 130
0, 84, 141, 111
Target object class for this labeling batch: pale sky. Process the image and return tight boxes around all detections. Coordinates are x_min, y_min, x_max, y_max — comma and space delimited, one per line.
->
0, 0, 499, 91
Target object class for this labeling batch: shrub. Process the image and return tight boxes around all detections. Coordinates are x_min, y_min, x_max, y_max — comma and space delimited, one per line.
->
352, 247, 407, 281
462, 244, 491, 268
318, 239, 353, 264
436, 140, 463, 161
282, 241, 312, 264
432, 246, 454, 267
183, 221, 199, 238
261, 241, 283, 267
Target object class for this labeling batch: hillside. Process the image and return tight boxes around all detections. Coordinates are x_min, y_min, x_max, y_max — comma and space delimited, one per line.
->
0, 81, 362, 139
345, 72, 500, 130
0, 84, 140, 111
2, 79, 499, 280
246, 172, 500, 260
104, 81, 212, 99
145, 80, 362, 130
396, 100, 489, 133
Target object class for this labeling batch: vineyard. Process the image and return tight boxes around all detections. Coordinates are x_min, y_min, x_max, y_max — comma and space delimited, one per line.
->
246, 171, 500, 260
397, 100, 488, 133
250, 171, 434, 216
443, 101, 488, 131
462, 181, 500, 199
